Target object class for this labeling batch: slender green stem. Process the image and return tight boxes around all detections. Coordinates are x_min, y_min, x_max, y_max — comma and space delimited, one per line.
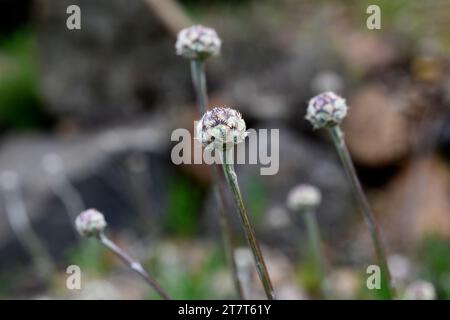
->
221, 149, 275, 300
190, 59, 208, 113
303, 210, 327, 298
212, 166, 245, 299
98, 233, 171, 300
190, 58, 244, 299
328, 125, 393, 299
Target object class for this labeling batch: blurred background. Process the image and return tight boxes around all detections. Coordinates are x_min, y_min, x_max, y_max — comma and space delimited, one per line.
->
0, 0, 450, 299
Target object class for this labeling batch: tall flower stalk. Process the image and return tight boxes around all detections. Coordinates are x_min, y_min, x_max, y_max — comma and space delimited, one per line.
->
287, 184, 327, 298
176, 25, 243, 298
328, 126, 392, 298
190, 59, 208, 112
197, 107, 275, 300
222, 150, 275, 299
75, 209, 171, 300
306, 91, 393, 299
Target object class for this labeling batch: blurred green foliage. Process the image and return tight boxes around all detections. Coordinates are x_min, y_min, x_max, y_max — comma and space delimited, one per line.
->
421, 235, 450, 299
0, 269, 18, 298
297, 259, 322, 298
0, 29, 51, 130
245, 175, 267, 224
65, 239, 112, 276
166, 173, 204, 235
347, 0, 450, 47
146, 244, 229, 299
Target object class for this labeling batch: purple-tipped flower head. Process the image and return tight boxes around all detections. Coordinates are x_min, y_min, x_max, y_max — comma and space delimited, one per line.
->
306, 91, 348, 129
75, 209, 107, 237
176, 25, 221, 60
197, 107, 247, 150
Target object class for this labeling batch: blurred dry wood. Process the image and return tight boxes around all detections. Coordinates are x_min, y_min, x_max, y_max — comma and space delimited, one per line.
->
144, 0, 193, 37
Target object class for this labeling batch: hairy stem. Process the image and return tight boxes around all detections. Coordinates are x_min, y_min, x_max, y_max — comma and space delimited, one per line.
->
328, 125, 393, 299
99, 233, 171, 300
221, 149, 275, 300
190, 58, 244, 298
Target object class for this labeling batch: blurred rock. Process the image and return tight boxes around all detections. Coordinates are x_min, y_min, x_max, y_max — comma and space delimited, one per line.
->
343, 85, 413, 166
35, 0, 351, 131
225, 38, 345, 125
438, 114, 450, 159
335, 31, 399, 74
374, 155, 450, 248
36, 0, 191, 127
0, 115, 173, 270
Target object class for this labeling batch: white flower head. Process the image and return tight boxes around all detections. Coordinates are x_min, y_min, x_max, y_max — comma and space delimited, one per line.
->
75, 209, 107, 237
196, 107, 247, 150
306, 91, 348, 129
404, 280, 436, 300
286, 184, 322, 212
176, 25, 221, 60
388, 254, 412, 283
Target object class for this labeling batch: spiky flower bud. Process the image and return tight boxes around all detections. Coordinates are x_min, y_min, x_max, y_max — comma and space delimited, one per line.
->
196, 107, 247, 150
404, 280, 436, 300
75, 209, 107, 237
286, 184, 322, 212
306, 91, 348, 129
176, 25, 221, 60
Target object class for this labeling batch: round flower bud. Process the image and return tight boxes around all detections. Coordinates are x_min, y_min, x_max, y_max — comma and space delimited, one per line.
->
305, 91, 348, 129
75, 209, 107, 237
196, 107, 247, 150
404, 280, 436, 300
286, 184, 322, 212
175, 25, 221, 60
